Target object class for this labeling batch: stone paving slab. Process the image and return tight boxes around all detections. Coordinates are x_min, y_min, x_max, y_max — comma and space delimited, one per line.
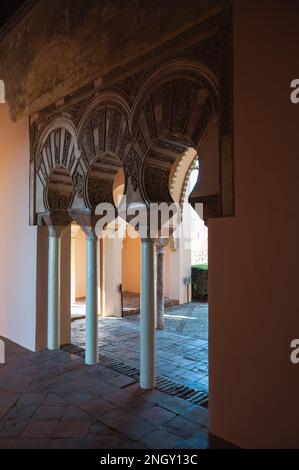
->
72, 302, 208, 392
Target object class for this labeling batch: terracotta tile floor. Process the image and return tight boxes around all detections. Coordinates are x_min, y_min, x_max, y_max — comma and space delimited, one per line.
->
0, 335, 208, 449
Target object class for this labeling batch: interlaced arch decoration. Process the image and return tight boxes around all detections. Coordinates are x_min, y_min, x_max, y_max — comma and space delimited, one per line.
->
132, 64, 218, 205
30, 10, 233, 225
77, 94, 132, 165
76, 95, 131, 210
34, 119, 80, 215
85, 154, 124, 209
131, 62, 219, 147
46, 165, 74, 212
37, 128, 76, 181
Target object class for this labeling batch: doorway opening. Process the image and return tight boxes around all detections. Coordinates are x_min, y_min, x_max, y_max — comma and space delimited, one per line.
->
69, 147, 209, 403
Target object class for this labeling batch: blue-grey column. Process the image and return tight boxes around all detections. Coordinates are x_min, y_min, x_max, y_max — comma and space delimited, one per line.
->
156, 245, 165, 330
140, 238, 156, 389
85, 228, 99, 365
155, 238, 169, 330
48, 226, 62, 350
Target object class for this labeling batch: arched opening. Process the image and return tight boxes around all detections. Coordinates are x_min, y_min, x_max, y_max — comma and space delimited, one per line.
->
139, 132, 209, 396
122, 227, 141, 314
64, 65, 226, 402
70, 154, 126, 326
129, 64, 218, 395
14, 7, 238, 444
86, 153, 125, 209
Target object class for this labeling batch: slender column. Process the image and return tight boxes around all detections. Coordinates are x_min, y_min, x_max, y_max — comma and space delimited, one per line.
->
85, 228, 99, 365
70, 224, 81, 305
155, 239, 169, 330
60, 226, 72, 346
140, 238, 156, 389
48, 226, 63, 350
156, 246, 164, 330
100, 238, 105, 316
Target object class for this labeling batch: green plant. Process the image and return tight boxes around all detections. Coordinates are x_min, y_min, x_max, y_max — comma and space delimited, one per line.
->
192, 266, 208, 302
192, 264, 208, 270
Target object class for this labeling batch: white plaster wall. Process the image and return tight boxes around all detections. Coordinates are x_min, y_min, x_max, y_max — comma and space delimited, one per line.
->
167, 202, 192, 304
103, 238, 123, 317
168, 239, 192, 304
0, 103, 38, 351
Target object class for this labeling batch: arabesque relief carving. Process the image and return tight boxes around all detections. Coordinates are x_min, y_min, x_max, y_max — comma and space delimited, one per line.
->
30, 10, 233, 225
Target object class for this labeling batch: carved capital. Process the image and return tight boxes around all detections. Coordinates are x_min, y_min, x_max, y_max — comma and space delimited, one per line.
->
38, 211, 72, 231
48, 225, 66, 239
155, 238, 169, 255
141, 238, 156, 245
69, 209, 101, 239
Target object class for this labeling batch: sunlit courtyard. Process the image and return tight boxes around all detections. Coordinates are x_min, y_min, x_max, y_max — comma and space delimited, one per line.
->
72, 303, 208, 393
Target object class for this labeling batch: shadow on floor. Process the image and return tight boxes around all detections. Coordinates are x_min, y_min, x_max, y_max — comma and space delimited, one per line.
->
72, 303, 209, 393
0, 337, 209, 449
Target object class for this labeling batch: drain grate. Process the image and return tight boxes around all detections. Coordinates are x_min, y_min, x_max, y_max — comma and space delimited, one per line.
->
71, 316, 86, 323
62, 344, 209, 407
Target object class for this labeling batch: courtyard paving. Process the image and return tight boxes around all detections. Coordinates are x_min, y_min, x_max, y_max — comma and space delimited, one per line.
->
72, 303, 209, 393
0, 337, 208, 449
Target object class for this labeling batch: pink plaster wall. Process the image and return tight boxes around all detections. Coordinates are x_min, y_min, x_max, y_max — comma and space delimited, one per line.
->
0, 103, 38, 350
122, 235, 141, 294
209, 0, 299, 448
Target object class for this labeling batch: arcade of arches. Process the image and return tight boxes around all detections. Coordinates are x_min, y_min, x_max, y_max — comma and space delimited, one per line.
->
1, 0, 298, 450
25, 6, 233, 393
32, 58, 230, 388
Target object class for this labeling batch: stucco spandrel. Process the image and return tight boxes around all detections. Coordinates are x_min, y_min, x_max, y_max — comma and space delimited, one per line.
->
0, 0, 224, 120
26, 38, 84, 112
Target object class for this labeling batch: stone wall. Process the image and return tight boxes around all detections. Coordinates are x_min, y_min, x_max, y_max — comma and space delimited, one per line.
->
0, 0, 225, 120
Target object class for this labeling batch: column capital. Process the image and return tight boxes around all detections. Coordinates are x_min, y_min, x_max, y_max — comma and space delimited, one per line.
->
48, 225, 66, 239
38, 211, 72, 231
69, 209, 100, 239
155, 238, 169, 254
141, 237, 156, 245
84, 225, 98, 241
